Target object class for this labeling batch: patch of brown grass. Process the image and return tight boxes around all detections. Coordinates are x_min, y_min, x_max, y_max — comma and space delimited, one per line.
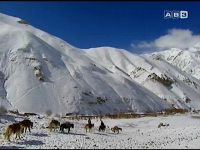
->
163, 108, 188, 115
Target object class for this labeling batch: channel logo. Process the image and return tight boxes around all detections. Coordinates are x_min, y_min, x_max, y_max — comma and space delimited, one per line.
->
164, 10, 188, 19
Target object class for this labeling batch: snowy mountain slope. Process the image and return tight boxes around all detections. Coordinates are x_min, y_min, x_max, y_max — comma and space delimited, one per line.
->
86, 47, 200, 110
0, 13, 171, 115
85, 47, 152, 78
148, 47, 200, 80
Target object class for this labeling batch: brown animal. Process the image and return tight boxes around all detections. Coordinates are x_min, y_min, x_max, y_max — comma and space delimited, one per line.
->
47, 119, 60, 132
3, 123, 24, 141
19, 119, 33, 134
111, 126, 122, 134
84, 123, 94, 133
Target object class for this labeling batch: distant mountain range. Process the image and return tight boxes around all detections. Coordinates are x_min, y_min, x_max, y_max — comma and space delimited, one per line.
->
0, 13, 200, 115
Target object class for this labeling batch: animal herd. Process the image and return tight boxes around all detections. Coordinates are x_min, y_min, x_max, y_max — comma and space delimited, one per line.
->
46, 119, 74, 133
1, 118, 122, 142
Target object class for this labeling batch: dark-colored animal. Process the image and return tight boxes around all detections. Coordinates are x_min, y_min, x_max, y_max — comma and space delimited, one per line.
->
19, 119, 33, 134
47, 119, 60, 132
99, 120, 106, 132
84, 123, 94, 133
60, 122, 74, 133
111, 126, 122, 134
3, 123, 24, 141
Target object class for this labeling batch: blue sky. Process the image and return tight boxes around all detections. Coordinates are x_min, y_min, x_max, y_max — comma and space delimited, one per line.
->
0, 2, 200, 53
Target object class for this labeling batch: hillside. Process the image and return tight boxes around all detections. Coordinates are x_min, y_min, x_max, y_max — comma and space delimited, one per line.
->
86, 47, 200, 111
0, 13, 170, 115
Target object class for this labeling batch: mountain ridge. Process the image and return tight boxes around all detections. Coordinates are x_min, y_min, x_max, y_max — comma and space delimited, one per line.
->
0, 13, 171, 115
1, 13, 200, 116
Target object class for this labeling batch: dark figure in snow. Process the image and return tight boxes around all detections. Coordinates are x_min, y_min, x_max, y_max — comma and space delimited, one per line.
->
99, 120, 106, 132
60, 122, 74, 133
88, 118, 91, 125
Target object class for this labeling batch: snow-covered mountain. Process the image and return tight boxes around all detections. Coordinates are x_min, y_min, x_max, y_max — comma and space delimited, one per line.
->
1, 13, 200, 115
86, 47, 200, 111
0, 13, 171, 115
149, 47, 200, 80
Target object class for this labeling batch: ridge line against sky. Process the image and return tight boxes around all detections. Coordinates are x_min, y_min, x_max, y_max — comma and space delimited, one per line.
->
0, 1, 200, 53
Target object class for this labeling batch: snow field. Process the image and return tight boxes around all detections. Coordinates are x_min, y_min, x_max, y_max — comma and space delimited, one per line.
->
1, 113, 200, 149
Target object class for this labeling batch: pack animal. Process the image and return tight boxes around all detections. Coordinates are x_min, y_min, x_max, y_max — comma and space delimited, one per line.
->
99, 121, 106, 132
19, 119, 33, 134
111, 126, 122, 134
84, 123, 94, 133
47, 119, 60, 132
60, 122, 74, 133
3, 123, 24, 141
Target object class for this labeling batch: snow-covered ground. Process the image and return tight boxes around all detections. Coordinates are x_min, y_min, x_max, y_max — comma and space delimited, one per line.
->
1, 113, 200, 149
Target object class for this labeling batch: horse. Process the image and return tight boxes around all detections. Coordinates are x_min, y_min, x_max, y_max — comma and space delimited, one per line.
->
19, 119, 33, 134
2, 123, 24, 141
84, 123, 94, 133
99, 121, 106, 132
47, 119, 60, 132
60, 122, 74, 133
111, 126, 122, 134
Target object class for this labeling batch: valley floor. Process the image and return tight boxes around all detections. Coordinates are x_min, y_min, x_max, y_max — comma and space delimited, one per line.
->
1, 113, 200, 149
